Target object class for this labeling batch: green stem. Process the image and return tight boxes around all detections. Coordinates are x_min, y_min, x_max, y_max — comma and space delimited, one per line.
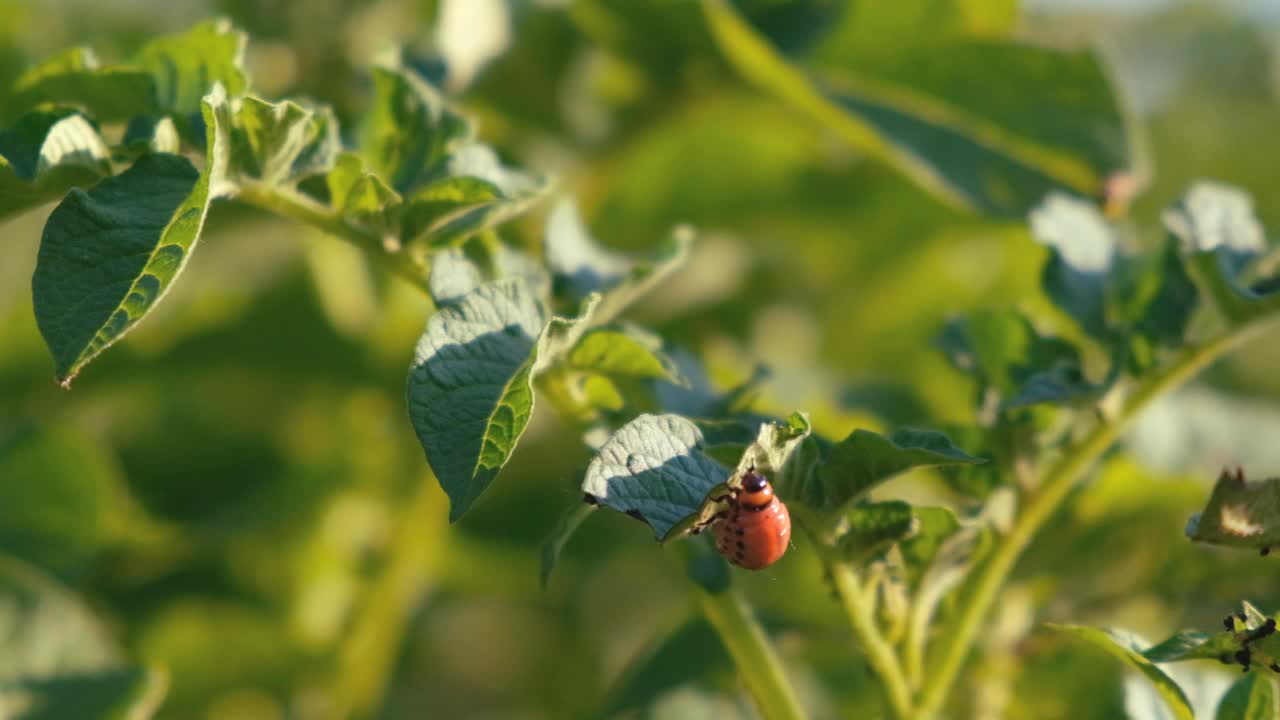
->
333, 478, 449, 718
915, 325, 1267, 719
234, 182, 431, 292
828, 562, 914, 719
691, 582, 809, 720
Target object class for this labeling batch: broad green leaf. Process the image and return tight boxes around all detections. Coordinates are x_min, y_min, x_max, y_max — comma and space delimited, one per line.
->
31, 86, 231, 384
821, 428, 983, 508
360, 64, 473, 193
8, 48, 155, 122
0, 427, 120, 578
539, 499, 596, 590
400, 175, 500, 243
407, 279, 547, 521
3, 667, 166, 720
1048, 625, 1195, 720
582, 414, 730, 540
840, 500, 917, 564
130, 19, 248, 117
1216, 673, 1276, 720
702, 0, 1132, 216
1111, 243, 1198, 365
1029, 193, 1114, 337
0, 110, 111, 221
566, 326, 679, 382
1186, 468, 1280, 551
228, 96, 340, 187
0, 555, 166, 719
1166, 183, 1280, 324
9, 20, 246, 130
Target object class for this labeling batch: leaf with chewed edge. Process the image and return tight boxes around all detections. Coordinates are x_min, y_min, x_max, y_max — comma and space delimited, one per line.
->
31, 85, 231, 385
583, 414, 731, 540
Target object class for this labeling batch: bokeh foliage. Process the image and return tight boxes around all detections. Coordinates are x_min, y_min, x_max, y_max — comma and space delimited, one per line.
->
3, 1, 1280, 719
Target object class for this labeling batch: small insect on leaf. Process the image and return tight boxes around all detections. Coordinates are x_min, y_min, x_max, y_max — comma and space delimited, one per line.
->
708, 469, 792, 571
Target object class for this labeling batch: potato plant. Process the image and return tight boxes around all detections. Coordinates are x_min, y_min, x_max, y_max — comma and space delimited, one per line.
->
3, 2, 1280, 719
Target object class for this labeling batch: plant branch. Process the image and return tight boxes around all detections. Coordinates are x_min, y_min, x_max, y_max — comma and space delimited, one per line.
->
691, 581, 809, 720
915, 322, 1271, 719
828, 561, 915, 719
234, 182, 431, 292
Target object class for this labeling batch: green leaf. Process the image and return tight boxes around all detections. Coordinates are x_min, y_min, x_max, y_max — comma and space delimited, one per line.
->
9, 20, 246, 129
416, 144, 550, 245
129, 19, 248, 117
1048, 625, 1195, 720
1216, 673, 1276, 720
938, 309, 1092, 410
539, 499, 596, 590
31, 86, 231, 384
1141, 631, 1237, 664
407, 279, 547, 521
324, 153, 402, 231
0, 555, 166, 719
702, 0, 1132, 216
1186, 468, 1280, 551
359, 64, 473, 193
899, 506, 962, 579
840, 500, 917, 565
582, 414, 731, 540
0, 109, 111, 221
400, 175, 500, 243
0, 428, 121, 578
566, 326, 680, 382
427, 246, 483, 307
4, 667, 167, 720
1166, 182, 1280, 324
8, 47, 155, 122
821, 428, 983, 508
229, 96, 340, 187
545, 197, 692, 324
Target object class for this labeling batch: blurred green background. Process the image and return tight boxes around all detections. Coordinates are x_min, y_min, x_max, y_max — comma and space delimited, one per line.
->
3, 0, 1280, 718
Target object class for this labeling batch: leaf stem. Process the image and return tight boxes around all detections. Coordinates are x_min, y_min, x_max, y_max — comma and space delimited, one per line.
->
233, 181, 431, 291
915, 322, 1270, 719
691, 582, 809, 720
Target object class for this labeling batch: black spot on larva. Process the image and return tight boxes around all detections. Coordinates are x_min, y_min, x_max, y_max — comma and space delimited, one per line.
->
1225, 615, 1237, 631
1271, 663, 1280, 673
736, 540, 746, 550
1220, 654, 1235, 665
1263, 546, 1271, 556
735, 550, 745, 560
1236, 648, 1252, 668
736, 527, 745, 536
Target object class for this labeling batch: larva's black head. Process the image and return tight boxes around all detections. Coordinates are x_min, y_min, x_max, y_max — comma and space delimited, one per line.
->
742, 471, 768, 492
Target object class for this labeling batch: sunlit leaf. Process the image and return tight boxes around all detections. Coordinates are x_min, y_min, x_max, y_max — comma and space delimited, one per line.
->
31, 86, 231, 384
582, 414, 730, 540
702, 0, 1132, 216
0, 109, 111, 222
1048, 625, 1194, 720
407, 278, 547, 521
